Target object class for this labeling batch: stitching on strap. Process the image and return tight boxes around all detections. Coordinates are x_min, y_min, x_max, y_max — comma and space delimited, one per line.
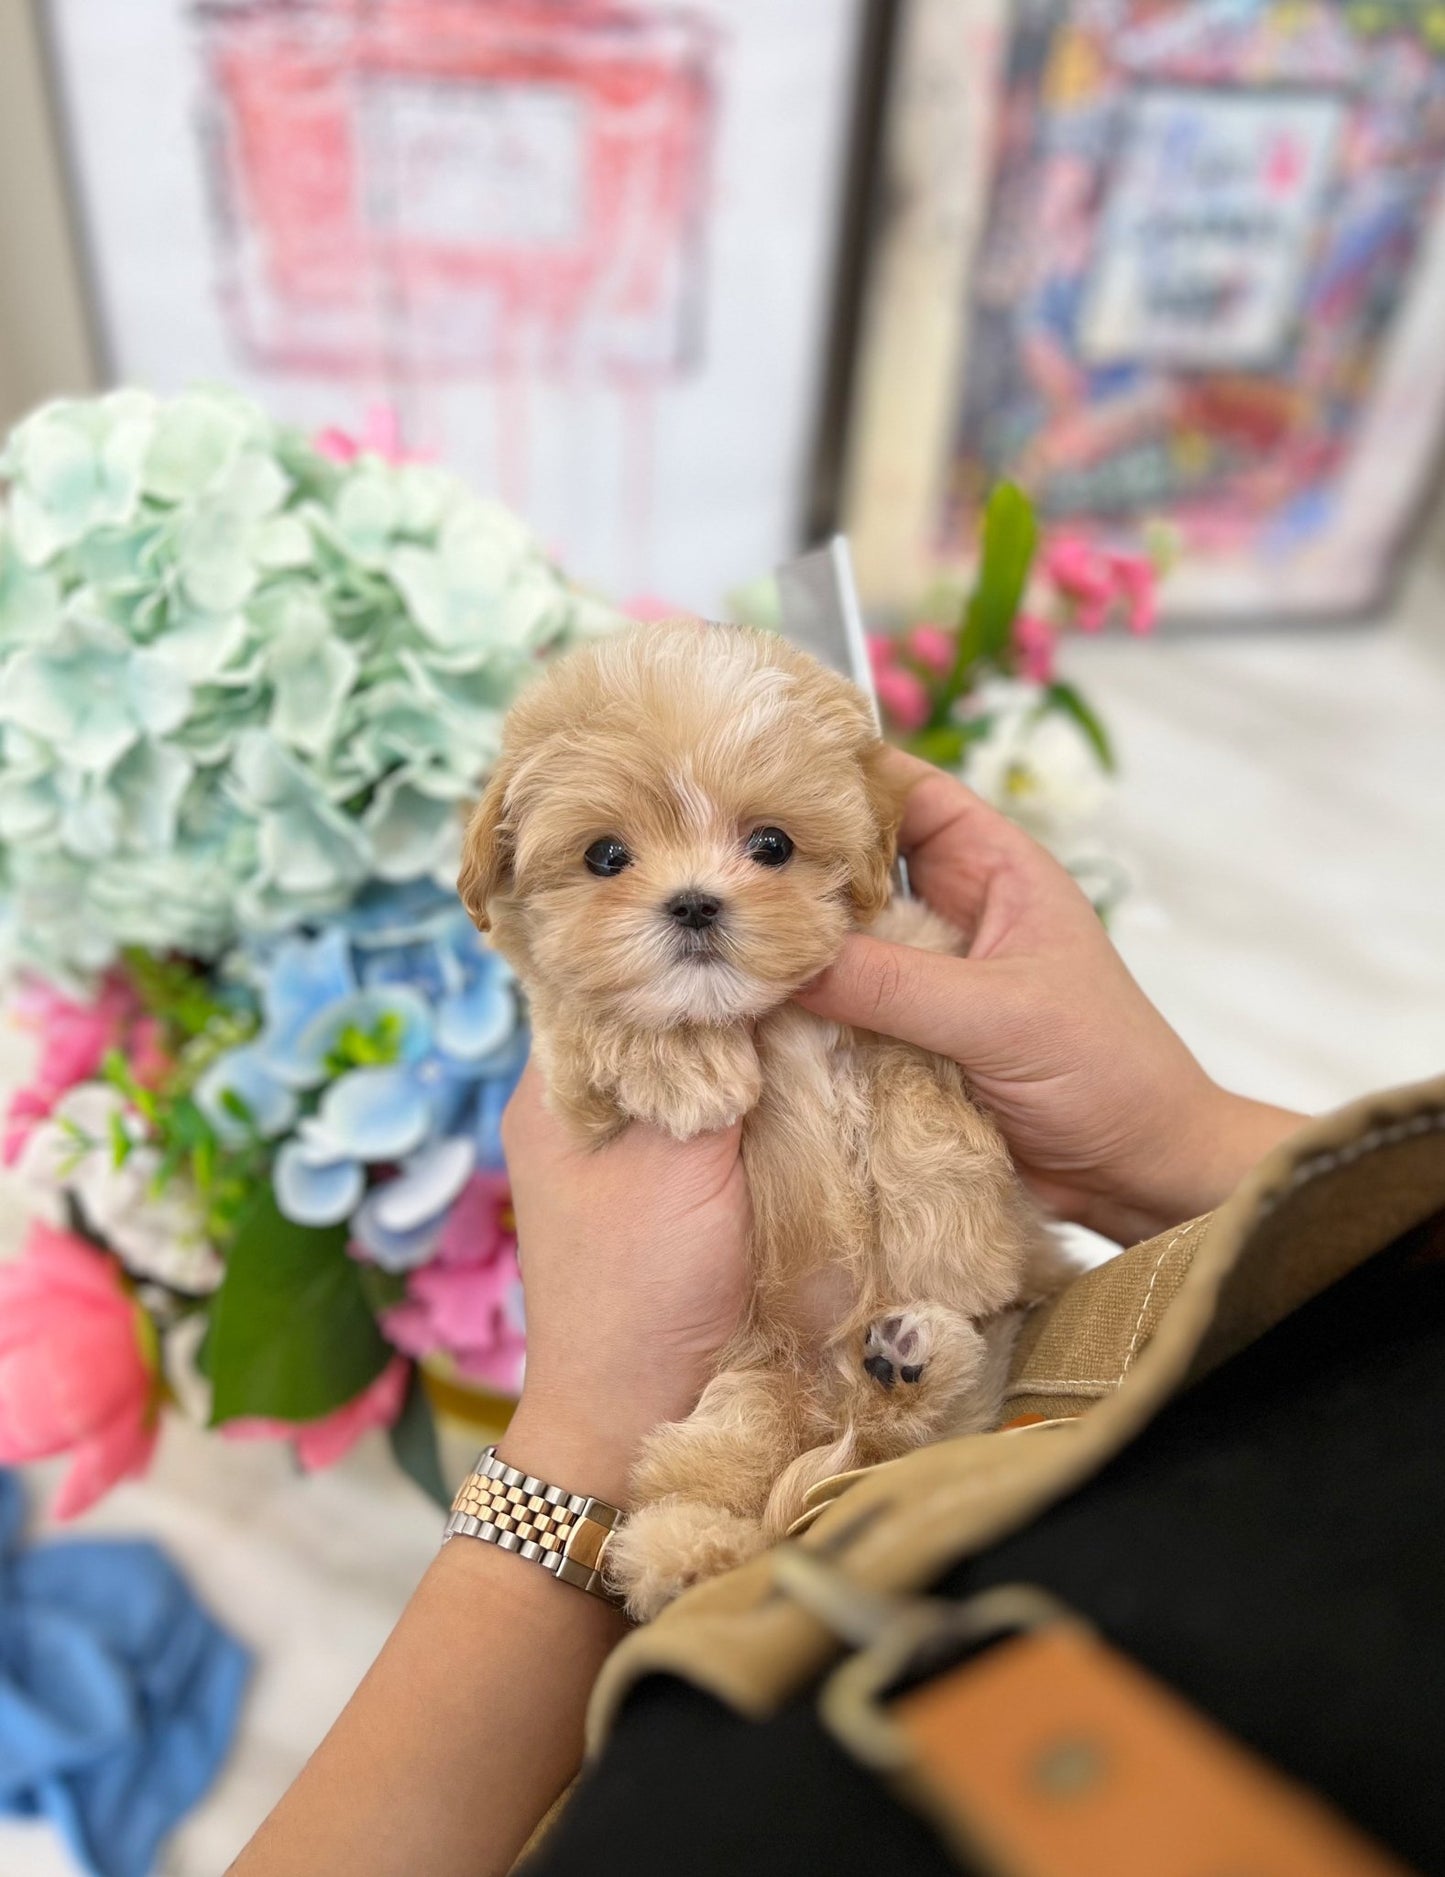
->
1121, 1219, 1195, 1376
1260, 1109, 1445, 1217
1001, 1378, 1118, 1399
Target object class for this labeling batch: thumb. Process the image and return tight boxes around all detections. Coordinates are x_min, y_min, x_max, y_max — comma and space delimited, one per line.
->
794, 933, 992, 1059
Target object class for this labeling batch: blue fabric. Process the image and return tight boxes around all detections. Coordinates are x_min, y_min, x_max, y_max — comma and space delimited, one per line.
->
0, 1470, 250, 1877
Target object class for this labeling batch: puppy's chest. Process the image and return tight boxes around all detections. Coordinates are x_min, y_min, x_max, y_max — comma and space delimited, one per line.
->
743, 1007, 873, 1331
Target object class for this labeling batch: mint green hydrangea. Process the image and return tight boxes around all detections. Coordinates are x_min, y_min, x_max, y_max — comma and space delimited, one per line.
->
0, 388, 619, 978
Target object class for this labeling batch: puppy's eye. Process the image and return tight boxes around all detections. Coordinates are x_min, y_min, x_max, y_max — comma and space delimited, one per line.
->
746, 826, 794, 868
584, 836, 632, 877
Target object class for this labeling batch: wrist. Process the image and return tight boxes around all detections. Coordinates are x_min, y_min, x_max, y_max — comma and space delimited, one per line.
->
508, 1336, 720, 1508
1102, 1081, 1306, 1244
499, 1389, 650, 1509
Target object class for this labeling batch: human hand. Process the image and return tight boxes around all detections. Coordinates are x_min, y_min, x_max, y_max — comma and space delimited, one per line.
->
797, 750, 1301, 1245
498, 1061, 751, 1504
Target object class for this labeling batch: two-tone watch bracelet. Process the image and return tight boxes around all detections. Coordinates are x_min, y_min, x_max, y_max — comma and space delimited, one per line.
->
442, 1446, 624, 1606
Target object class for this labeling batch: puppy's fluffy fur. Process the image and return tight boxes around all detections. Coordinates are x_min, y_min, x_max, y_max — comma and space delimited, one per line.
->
460, 621, 1054, 1619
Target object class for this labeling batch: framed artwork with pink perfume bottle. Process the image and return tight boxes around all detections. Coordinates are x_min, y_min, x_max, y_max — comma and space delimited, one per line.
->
844, 0, 1445, 625
41, 0, 866, 614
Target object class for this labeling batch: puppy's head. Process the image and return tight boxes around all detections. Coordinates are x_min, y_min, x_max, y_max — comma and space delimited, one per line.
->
459, 620, 904, 1029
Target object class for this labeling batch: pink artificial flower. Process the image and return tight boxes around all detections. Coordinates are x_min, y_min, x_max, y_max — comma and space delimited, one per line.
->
4, 973, 166, 1165
623, 595, 686, 623
128, 1016, 171, 1090
874, 663, 932, 733
1106, 551, 1159, 635
1042, 536, 1115, 613
1043, 534, 1161, 635
0, 1222, 160, 1519
905, 623, 956, 677
1013, 613, 1058, 684
382, 1173, 526, 1396
1075, 597, 1109, 634
313, 404, 431, 467
866, 634, 898, 680
222, 1356, 410, 1472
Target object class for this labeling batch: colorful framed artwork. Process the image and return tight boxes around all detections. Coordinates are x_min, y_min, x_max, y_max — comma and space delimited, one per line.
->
845, 0, 1445, 623
41, 0, 865, 614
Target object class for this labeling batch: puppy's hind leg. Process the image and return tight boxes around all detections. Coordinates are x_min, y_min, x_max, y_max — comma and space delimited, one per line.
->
605, 1364, 801, 1622
845, 1302, 996, 1464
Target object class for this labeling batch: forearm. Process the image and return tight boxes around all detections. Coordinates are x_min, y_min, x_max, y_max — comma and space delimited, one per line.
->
230, 1405, 630, 1877
231, 1061, 752, 1877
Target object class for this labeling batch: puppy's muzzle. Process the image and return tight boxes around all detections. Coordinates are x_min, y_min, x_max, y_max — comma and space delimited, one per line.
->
665, 890, 723, 932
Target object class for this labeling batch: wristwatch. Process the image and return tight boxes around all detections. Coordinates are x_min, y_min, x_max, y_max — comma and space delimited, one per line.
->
443, 1446, 625, 1606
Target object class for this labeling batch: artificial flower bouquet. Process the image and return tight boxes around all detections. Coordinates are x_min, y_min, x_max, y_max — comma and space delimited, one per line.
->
865, 485, 1166, 915
0, 387, 617, 1517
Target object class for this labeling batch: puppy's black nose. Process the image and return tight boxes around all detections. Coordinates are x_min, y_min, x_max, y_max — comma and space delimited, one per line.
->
666, 891, 722, 930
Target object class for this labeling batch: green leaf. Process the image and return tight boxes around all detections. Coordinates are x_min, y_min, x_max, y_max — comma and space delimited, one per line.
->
1041, 680, 1117, 774
218, 1088, 255, 1128
952, 484, 1039, 680
190, 1134, 216, 1195
207, 1189, 392, 1423
357, 1262, 409, 1313
324, 1011, 404, 1077
122, 945, 259, 1046
169, 1099, 206, 1148
109, 1111, 133, 1169
907, 723, 969, 769
388, 1367, 451, 1510
149, 1142, 185, 1198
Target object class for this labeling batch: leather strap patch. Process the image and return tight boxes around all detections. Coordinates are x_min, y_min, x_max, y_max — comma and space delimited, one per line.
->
892, 1625, 1412, 1877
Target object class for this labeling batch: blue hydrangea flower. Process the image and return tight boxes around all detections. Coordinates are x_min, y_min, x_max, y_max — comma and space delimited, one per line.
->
196, 883, 525, 1268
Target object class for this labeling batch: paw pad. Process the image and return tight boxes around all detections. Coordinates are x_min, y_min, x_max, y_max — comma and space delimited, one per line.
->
863, 1312, 928, 1389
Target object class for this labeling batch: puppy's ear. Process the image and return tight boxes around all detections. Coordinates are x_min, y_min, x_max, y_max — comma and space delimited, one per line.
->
458, 764, 514, 933
783, 647, 907, 921
851, 737, 909, 919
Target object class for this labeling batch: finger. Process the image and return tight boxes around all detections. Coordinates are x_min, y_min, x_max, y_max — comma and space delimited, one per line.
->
879, 746, 1001, 855
880, 748, 1046, 937
795, 932, 994, 1061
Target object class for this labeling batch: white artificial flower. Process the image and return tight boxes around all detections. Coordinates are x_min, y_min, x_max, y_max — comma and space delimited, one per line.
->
960, 678, 1111, 843
18, 1082, 222, 1294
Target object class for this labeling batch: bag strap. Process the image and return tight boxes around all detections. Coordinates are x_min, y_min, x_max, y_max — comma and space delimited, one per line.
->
893, 1624, 1409, 1877
775, 1549, 1414, 1877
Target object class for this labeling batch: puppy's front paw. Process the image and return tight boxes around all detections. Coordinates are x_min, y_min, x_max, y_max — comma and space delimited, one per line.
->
604, 1496, 765, 1621
614, 1029, 761, 1140
546, 1072, 629, 1147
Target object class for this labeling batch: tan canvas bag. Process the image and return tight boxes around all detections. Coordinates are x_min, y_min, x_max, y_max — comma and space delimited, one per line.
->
588, 1070, 1445, 1746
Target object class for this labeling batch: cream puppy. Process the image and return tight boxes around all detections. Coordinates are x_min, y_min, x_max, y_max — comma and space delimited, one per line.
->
460, 620, 1053, 1620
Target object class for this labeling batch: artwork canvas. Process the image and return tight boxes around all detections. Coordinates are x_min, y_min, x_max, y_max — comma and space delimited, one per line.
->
43, 0, 863, 614
846, 0, 1445, 622
1077, 89, 1345, 371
